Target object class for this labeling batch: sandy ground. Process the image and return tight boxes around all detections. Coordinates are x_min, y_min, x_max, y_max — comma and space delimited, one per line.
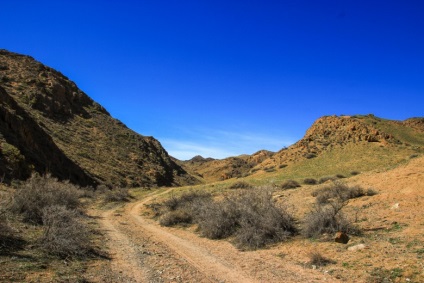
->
95, 156, 424, 282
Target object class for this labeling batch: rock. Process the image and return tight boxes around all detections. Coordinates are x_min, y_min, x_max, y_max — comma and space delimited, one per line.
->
347, 244, 366, 251
334, 232, 350, 244
391, 203, 400, 209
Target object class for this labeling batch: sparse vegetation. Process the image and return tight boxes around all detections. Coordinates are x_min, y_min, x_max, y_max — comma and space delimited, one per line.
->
303, 178, 317, 185
280, 180, 301, 189
11, 174, 82, 224
229, 181, 253, 189
303, 183, 362, 238
308, 251, 335, 267
40, 205, 92, 258
156, 188, 297, 249
103, 187, 132, 202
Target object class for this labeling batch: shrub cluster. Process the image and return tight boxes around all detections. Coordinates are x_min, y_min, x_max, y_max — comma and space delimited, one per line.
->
10, 174, 93, 258
40, 205, 91, 258
11, 174, 81, 224
103, 187, 132, 202
280, 180, 301, 190
303, 178, 317, 185
229, 181, 253, 190
303, 182, 365, 238
157, 188, 297, 249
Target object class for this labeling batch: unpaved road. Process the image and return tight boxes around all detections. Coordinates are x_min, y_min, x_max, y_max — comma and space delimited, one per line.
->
99, 189, 338, 282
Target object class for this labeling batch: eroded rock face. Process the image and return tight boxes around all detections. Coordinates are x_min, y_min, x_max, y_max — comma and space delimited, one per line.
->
0, 49, 197, 187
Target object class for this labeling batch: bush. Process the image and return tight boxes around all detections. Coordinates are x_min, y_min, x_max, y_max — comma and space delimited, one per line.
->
304, 182, 362, 238
40, 205, 92, 258
229, 181, 253, 190
305, 153, 317, 159
103, 187, 131, 202
350, 171, 360, 176
280, 180, 301, 190
303, 178, 317, 185
232, 190, 296, 249
336, 174, 346, 179
278, 164, 288, 169
312, 183, 368, 204
11, 174, 82, 224
308, 251, 335, 267
156, 188, 297, 249
318, 176, 337, 184
196, 198, 240, 239
366, 188, 378, 196
302, 204, 356, 238
159, 210, 192, 226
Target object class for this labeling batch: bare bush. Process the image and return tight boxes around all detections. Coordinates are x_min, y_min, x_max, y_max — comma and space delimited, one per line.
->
229, 181, 253, 190
196, 198, 240, 239
11, 174, 82, 224
40, 205, 91, 258
304, 182, 361, 238
308, 251, 335, 267
159, 210, 192, 226
302, 204, 355, 238
304, 178, 317, 185
103, 187, 131, 202
155, 188, 296, 249
280, 180, 301, 190
233, 190, 296, 249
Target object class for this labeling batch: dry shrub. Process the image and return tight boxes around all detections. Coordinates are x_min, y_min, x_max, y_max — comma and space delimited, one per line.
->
11, 174, 82, 224
159, 210, 192, 226
158, 191, 212, 226
312, 183, 368, 205
196, 198, 240, 239
280, 180, 301, 190
156, 188, 296, 249
303, 178, 317, 185
318, 176, 337, 184
232, 190, 296, 249
302, 204, 355, 238
304, 182, 361, 238
229, 181, 253, 190
103, 187, 131, 202
197, 189, 296, 249
308, 251, 335, 267
40, 205, 92, 258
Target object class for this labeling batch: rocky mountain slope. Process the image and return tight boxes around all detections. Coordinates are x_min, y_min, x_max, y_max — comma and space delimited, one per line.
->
0, 50, 197, 187
178, 150, 274, 182
255, 115, 424, 172
184, 115, 424, 182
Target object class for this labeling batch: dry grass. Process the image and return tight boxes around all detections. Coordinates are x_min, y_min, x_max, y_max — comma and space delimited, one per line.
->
40, 205, 92, 258
11, 174, 82, 224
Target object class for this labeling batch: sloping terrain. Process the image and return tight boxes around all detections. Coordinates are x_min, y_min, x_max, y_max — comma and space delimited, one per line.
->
178, 150, 274, 182
255, 115, 424, 173
0, 50, 197, 187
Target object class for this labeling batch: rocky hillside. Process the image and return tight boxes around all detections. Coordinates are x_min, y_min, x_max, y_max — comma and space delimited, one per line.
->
178, 150, 275, 182
183, 115, 424, 182
254, 114, 424, 172
0, 50, 197, 187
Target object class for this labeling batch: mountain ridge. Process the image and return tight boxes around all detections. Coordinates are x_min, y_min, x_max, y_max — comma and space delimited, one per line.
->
0, 49, 197, 187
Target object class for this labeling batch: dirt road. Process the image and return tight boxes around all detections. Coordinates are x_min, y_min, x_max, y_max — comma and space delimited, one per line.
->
99, 189, 338, 282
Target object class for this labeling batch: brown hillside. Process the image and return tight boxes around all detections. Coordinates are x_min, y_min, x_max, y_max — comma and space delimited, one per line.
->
254, 114, 424, 172
0, 50, 197, 187
179, 150, 274, 182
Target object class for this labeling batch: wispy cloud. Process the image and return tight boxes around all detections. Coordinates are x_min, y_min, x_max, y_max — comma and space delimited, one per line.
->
159, 128, 295, 160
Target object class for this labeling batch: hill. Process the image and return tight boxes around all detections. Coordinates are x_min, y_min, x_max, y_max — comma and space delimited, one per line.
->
178, 150, 274, 182
184, 115, 423, 183
0, 50, 197, 187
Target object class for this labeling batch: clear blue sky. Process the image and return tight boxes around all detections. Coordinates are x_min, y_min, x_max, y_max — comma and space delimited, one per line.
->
1, 1, 423, 159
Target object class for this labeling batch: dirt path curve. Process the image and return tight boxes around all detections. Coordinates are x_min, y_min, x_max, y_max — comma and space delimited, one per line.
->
99, 188, 339, 283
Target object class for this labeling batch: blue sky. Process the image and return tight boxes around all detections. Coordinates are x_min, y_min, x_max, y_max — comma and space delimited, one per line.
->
1, 1, 423, 159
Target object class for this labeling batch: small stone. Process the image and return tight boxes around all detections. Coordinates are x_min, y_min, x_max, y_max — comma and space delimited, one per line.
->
347, 244, 366, 251
334, 232, 350, 244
